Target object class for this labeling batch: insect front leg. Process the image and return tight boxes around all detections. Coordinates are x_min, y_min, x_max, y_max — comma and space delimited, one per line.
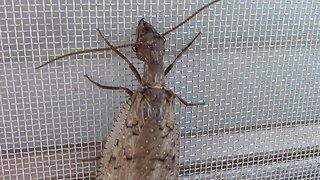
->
84, 74, 133, 96
165, 32, 202, 75
95, 28, 142, 84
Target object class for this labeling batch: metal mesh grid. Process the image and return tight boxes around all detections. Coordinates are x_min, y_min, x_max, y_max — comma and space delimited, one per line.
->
1, 0, 320, 179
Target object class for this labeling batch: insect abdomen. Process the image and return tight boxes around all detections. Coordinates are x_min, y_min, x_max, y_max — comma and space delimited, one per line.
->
97, 89, 178, 180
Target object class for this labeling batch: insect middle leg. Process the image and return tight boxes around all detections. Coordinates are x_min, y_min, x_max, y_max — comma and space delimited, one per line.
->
84, 74, 133, 96
164, 32, 204, 106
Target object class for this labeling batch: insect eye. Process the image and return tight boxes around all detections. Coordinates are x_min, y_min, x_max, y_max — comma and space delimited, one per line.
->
148, 43, 156, 48
132, 45, 137, 52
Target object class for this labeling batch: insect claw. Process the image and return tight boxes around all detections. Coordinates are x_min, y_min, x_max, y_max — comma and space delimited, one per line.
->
139, 18, 145, 22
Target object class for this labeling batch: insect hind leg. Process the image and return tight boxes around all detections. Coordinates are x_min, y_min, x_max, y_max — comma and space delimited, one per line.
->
84, 74, 133, 96
174, 93, 205, 106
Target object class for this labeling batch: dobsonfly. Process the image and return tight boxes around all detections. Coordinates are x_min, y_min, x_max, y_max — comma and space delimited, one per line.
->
36, 1, 220, 179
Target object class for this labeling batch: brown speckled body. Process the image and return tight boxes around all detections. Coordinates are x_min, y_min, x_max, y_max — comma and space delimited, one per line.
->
97, 19, 179, 180
97, 88, 178, 180
94, 1, 219, 179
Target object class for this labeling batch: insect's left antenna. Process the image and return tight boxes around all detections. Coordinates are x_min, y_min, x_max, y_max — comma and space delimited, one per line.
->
161, 0, 220, 36
35, 43, 134, 69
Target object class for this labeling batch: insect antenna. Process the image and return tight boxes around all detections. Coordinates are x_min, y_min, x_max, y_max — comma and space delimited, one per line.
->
165, 32, 202, 75
35, 42, 134, 69
161, 0, 220, 36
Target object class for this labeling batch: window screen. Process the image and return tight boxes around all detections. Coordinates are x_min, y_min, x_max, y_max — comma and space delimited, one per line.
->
1, 0, 320, 179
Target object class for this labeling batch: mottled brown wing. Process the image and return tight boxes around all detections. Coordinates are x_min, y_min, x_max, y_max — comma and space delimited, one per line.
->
96, 100, 131, 177
97, 89, 178, 180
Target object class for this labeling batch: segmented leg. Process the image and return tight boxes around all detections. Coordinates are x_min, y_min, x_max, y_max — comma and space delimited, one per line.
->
174, 93, 205, 106
165, 32, 202, 75
84, 74, 133, 96
96, 29, 142, 84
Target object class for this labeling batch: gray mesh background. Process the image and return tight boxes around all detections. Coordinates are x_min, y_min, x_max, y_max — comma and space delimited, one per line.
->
1, 0, 320, 179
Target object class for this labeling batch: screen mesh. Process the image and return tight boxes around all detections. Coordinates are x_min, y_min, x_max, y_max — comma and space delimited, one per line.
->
1, 0, 320, 179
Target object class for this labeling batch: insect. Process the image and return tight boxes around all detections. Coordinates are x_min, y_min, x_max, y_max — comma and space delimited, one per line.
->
36, 1, 220, 179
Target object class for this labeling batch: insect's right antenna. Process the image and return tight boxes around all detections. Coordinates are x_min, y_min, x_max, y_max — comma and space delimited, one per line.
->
161, 0, 220, 36
165, 32, 201, 75
35, 43, 134, 69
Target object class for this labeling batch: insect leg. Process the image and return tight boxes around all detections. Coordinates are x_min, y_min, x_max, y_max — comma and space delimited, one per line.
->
96, 28, 142, 84
84, 74, 133, 96
165, 32, 201, 75
174, 93, 205, 106
81, 156, 103, 162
